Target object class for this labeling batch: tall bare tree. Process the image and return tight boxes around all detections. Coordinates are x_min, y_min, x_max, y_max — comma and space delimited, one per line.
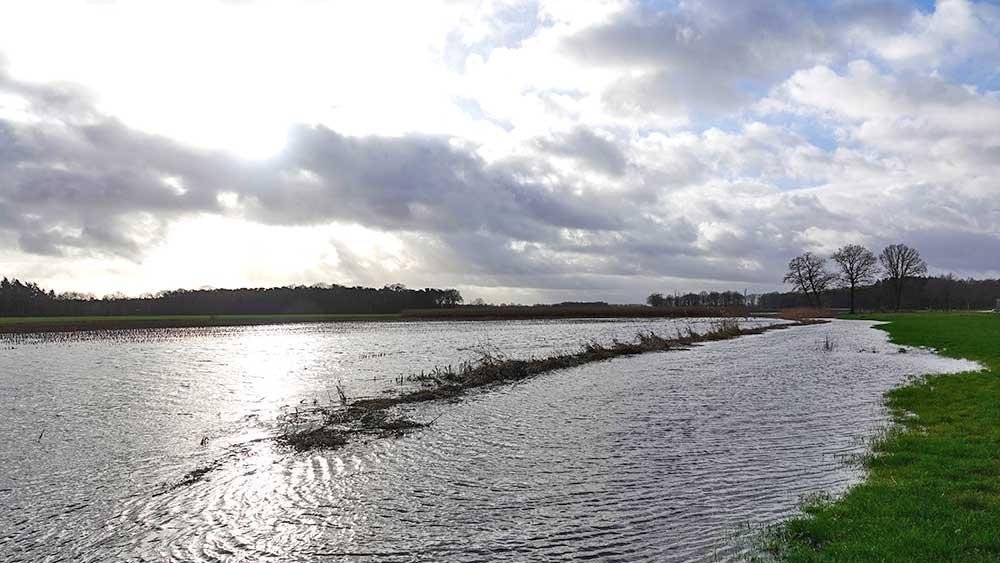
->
879, 244, 927, 310
832, 244, 879, 314
783, 252, 835, 307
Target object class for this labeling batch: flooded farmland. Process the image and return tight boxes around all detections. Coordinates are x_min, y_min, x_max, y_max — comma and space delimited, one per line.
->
0, 318, 980, 562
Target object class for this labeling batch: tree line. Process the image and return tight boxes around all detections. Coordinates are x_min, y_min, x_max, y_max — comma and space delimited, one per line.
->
755, 275, 1000, 312
0, 279, 463, 317
647, 243, 999, 313
782, 243, 926, 313
646, 290, 747, 308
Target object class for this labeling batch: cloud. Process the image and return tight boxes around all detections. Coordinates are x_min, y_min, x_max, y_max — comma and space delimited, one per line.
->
764, 60, 1000, 198
0, 70, 230, 258
870, 0, 1000, 70
0, 66, 626, 265
241, 126, 625, 240
561, 0, 912, 116
2, 1, 1000, 301
534, 126, 628, 175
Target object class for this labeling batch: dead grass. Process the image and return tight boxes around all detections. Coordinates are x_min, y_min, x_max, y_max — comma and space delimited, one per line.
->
778, 307, 835, 321
278, 427, 349, 451
278, 318, 821, 452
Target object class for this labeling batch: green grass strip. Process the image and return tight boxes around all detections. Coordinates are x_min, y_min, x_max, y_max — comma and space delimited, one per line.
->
768, 313, 1000, 561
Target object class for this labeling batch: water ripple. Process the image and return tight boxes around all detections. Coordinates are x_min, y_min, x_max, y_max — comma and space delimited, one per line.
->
0, 319, 980, 562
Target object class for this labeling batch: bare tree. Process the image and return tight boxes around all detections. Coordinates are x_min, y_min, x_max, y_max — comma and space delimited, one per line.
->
782, 252, 835, 307
879, 244, 927, 310
831, 244, 879, 314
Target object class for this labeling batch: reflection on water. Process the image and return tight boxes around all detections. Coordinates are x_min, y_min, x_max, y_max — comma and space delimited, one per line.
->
0, 319, 979, 561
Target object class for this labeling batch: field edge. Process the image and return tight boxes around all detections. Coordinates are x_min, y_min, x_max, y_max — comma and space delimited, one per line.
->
762, 313, 1000, 561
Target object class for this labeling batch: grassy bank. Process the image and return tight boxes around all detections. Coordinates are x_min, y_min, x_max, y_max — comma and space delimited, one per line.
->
769, 313, 1000, 561
0, 313, 401, 333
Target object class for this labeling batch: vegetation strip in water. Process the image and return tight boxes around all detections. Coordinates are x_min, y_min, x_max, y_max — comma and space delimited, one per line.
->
278, 318, 820, 452
766, 313, 1000, 561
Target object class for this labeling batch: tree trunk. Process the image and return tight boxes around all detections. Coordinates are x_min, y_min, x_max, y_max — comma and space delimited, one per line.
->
849, 283, 856, 314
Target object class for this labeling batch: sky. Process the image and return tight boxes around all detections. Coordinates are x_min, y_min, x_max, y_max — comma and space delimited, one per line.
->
0, 0, 998, 303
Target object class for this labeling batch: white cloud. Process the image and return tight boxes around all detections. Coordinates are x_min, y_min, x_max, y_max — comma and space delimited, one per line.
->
0, 0, 999, 301
870, 0, 1000, 69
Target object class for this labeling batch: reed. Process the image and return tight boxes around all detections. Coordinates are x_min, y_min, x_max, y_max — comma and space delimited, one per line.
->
278, 317, 822, 452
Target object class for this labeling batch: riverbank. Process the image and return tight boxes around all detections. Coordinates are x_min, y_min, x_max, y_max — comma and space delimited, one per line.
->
768, 313, 1000, 560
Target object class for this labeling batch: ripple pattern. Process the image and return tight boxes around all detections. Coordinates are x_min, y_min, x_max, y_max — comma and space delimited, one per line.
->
0, 319, 980, 562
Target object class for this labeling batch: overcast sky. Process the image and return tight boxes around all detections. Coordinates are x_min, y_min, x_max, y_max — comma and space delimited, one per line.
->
1, 0, 998, 302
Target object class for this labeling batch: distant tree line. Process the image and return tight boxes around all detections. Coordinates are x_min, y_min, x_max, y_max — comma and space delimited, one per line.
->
0, 279, 463, 317
647, 243, 999, 313
774, 242, 998, 312
756, 274, 1000, 312
782, 243, 929, 312
646, 290, 747, 308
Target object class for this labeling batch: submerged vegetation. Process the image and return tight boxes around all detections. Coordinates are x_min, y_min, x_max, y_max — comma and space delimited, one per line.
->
0, 313, 403, 333
767, 313, 1000, 561
279, 318, 819, 452
0, 307, 764, 334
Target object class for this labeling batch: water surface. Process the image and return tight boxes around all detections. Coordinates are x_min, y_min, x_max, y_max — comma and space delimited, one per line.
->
0, 319, 979, 561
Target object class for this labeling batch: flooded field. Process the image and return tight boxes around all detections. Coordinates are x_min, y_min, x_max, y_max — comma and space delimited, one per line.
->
0, 319, 980, 561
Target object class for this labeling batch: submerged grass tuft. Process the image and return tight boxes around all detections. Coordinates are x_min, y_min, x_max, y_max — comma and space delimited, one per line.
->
822, 336, 836, 352
278, 427, 349, 451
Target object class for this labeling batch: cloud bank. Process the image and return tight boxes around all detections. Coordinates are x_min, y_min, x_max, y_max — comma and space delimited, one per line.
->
0, 0, 998, 301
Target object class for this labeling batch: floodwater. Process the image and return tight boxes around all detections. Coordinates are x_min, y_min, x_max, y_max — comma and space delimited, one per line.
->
0, 318, 980, 562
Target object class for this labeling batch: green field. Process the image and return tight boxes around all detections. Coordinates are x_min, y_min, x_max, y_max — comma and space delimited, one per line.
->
769, 313, 1000, 561
0, 313, 401, 332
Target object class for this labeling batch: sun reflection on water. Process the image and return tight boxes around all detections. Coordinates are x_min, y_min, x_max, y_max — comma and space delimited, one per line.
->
228, 325, 321, 417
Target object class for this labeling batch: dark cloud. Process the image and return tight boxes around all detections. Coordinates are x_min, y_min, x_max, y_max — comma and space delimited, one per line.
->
0, 70, 230, 258
0, 68, 627, 264
241, 126, 623, 240
563, 0, 911, 115
534, 127, 628, 176
907, 227, 1000, 274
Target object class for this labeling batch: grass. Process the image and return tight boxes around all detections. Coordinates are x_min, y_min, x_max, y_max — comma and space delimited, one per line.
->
767, 312, 1000, 561
279, 318, 820, 452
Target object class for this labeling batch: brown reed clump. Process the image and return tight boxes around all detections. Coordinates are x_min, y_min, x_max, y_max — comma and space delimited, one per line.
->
277, 318, 821, 451
778, 307, 835, 321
